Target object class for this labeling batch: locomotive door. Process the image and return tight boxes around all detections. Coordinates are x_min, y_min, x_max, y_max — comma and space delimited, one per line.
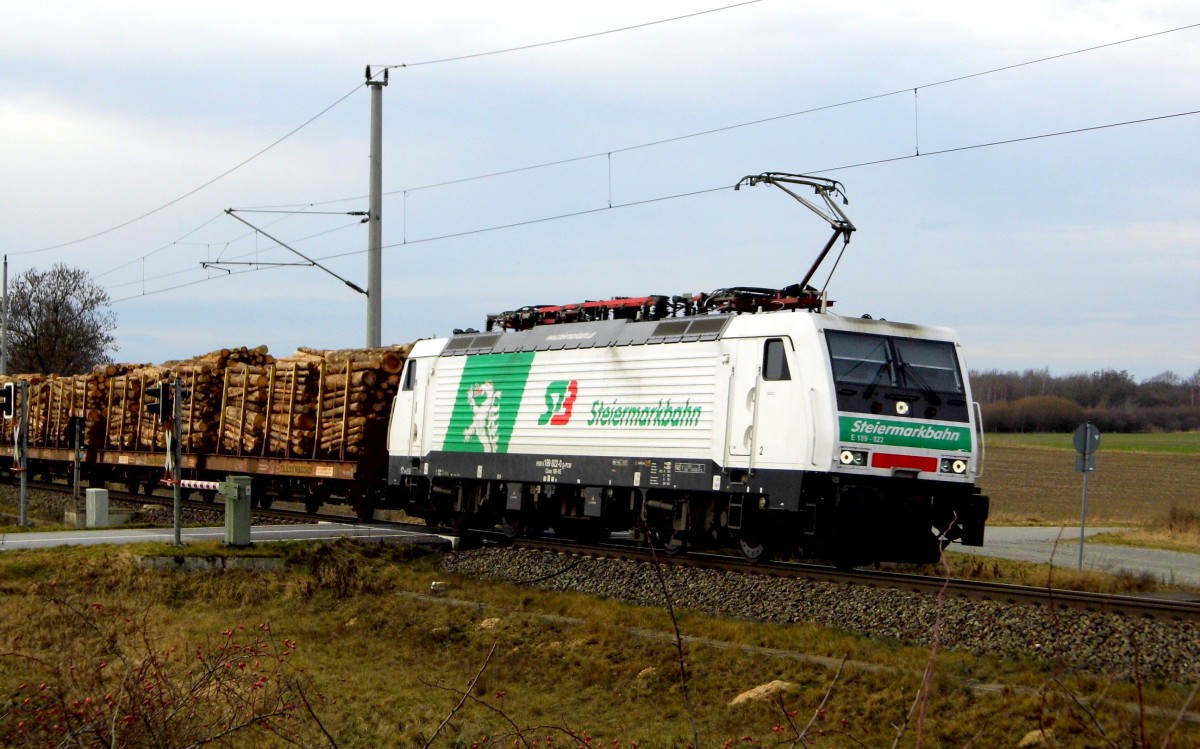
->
392, 358, 428, 457
724, 339, 760, 466
755, 337, 805, 467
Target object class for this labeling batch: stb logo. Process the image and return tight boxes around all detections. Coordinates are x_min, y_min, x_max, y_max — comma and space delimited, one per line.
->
538, 380, 578, 425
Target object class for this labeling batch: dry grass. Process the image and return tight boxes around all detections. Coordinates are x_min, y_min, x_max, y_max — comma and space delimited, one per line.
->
938, 552, 1163, 594
0, 541, 1196, 748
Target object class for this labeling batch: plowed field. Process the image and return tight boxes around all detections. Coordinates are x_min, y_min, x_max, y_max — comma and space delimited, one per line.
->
979, 444, 1200, 525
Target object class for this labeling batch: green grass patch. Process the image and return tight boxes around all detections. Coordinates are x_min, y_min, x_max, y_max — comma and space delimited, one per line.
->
136, 539, 289, 558
1084, 531, 1200, 555
987, 431, 1200, 453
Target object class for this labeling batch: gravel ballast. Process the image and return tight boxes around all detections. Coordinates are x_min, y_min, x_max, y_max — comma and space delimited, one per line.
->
440, 547, 1199, 682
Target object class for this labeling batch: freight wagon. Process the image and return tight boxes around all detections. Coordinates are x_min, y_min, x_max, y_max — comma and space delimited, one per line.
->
0, 345, 410, 518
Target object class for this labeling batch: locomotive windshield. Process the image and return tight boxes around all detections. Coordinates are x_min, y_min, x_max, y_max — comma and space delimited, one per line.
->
826, 331, 964, 396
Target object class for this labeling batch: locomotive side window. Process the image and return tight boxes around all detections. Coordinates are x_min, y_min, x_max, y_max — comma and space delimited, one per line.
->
763, 338, 791, 381
401, 360, 417, 391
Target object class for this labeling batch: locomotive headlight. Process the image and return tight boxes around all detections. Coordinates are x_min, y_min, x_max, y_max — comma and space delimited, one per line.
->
840, 450, 867, 466
940, 458, 969, 474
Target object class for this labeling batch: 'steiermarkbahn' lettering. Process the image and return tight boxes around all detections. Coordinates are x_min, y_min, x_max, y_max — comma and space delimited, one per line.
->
587, 399, 701, 428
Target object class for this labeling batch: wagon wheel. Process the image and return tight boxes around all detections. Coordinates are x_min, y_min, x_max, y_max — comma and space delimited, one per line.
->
249, 479, 273, 510
350, 489, 374, 522
304, 484, 331, 515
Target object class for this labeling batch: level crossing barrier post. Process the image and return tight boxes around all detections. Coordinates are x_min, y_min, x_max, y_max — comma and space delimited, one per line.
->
222, 476, 253, 548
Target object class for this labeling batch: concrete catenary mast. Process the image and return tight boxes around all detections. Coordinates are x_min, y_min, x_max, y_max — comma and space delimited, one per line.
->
366, 66, 388, 348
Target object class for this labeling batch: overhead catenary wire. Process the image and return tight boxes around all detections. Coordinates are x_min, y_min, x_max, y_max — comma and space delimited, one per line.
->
85, 19, 1200, 300
105, 220, 363, 292
18, 2, 764, 259
259, 20, 1200, 209
93, 16, 1200, 275
375, 0, 762, 69
107, 105, 1200, 303
17, 85, 367, 257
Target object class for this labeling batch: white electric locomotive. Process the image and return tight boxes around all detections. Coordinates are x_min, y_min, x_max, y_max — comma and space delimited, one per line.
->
385, 174, 988, 565
386, 293, 987, 565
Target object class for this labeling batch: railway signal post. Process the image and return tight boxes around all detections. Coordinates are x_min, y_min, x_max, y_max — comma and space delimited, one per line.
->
148, 378, 187, 545
9, 381, 29, 526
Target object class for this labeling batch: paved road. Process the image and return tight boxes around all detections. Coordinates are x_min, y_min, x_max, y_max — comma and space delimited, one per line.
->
0, 523, 453, 552
953, 526, 1200, 588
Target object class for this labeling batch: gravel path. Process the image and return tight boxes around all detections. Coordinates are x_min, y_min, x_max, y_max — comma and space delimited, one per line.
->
441, 547, 1200, 682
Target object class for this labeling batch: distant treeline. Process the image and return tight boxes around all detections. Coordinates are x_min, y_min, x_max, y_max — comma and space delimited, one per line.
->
970, 368, 1200, 433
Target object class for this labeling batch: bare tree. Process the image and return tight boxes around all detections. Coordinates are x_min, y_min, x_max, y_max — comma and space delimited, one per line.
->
5, 264, 117, 374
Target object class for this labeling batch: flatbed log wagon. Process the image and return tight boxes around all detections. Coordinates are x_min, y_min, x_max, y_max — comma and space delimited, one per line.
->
0, 345, 411, 518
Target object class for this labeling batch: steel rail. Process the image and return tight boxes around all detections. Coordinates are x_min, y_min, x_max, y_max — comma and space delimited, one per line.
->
504, 536, 1200, 621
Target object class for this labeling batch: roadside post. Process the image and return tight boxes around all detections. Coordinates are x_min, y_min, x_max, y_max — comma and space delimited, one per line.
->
1073, 421, 1102, 569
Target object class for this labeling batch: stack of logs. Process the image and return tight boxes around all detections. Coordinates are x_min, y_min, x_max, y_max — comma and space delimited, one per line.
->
2, 365, 141, 449
288, 345, 410, 458
0, 342, 411, 461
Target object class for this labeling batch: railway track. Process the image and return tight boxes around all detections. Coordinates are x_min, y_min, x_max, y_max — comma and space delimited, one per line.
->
5, 475, 435, 532
500, 535, 1200, 621
9, 477, 1198, 620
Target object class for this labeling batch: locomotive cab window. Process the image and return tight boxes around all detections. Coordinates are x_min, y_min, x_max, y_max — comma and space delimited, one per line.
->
825, 331, 964, 396
401, 360, 418, 391
826, 332, 892, 386
892, 338, 962, 394
763, 338, 791, 381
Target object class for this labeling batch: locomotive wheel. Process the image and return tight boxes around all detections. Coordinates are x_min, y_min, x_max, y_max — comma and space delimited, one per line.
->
832, 553, 860, 571
649, 527, 687, 555
662, 533, 687, 556
554, 519, 610, 544
500, 512, 525, 538
737, 534, 770, 563
450, 512, 475, 535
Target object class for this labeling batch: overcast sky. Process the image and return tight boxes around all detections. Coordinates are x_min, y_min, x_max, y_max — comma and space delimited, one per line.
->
2, 0, 1197, 381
